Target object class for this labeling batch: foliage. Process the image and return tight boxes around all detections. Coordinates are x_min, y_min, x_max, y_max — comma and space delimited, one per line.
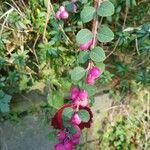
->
0, 0, 150, 149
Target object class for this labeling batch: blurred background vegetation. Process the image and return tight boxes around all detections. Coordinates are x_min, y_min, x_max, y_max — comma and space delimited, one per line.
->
0, 0, 150, 149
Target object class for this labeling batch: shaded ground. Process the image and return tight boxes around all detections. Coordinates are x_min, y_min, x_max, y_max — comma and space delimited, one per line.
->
0, 113, 56, 150
0, 93, 112, 150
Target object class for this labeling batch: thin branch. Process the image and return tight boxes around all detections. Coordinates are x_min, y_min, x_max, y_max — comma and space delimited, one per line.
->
43, 0, 51, 42
91, 0, 102, 49
33, 34, 40, 64
106, 0, 129, 59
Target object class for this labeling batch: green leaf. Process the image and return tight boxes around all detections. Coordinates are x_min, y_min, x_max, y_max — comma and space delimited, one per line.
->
78, 109, 90, 122
95, 62, 105, 73
97, 25, 114, 43
90, 46, 106, 62
48, 91, 64, 109
76, 29, 93, 44
78, 51, 90, 64
67, 124, 77, 135
62, 107, 74, 126
79, 0, 88, 4
48, 131, 57, 140
81, 83, 97, 97
80, 6, 96, 23
97, 1, 114, 17
0, 90, 12, 113
70, 66, 86, 81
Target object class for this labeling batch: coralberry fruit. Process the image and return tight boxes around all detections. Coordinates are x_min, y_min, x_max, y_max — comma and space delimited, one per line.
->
55, 6, 69, 20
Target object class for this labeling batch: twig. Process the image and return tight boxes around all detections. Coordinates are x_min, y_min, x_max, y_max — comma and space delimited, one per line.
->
43, 0, 51, 42
135, 37, 140, 55
33, 34, 40, 64
91, 0, 102, 49
122, 0, 129, 30
106, 0, 129, 59
106, 37, 120, 59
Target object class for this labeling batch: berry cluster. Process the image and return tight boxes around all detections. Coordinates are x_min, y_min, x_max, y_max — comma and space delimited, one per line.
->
53, 86, 93, 150
52, 2, 103, 150
55, 125, 81, 150
55, 6, 69, 20
70, 86, 88, 107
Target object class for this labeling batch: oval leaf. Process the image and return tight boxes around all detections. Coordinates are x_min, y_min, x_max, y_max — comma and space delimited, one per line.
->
78, 51, 90, 64
78, 109, 90, 122
97, 1, 114, 17
70, 66, 86, 81
80, 6, 96, 23
95, 62, 105, 73
97, 25, 114, 43
90, 46, 106, 62
79, 0, 88, 3
62, 107, 74, 123
76, 29, 93, 44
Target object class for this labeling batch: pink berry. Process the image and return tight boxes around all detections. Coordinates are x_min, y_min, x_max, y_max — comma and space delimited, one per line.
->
55, 143, 64, 150
78, 90, 88, 101
89, 39, 96, 49
80, 99, 88, 107
86, 74, 95, 85
79, 40, 93, 51
60, 11, 69, 19
73, 99, 80, 106
71, 136, 80, 145
89, 67, 101, 78
79, 43, 89, 51
71, 113, 81, 125
64, 141, 74, 150
57, 131, 67, 141
59, 6, 66, 12
55, 11, 61, 19
70, 86, 80, 101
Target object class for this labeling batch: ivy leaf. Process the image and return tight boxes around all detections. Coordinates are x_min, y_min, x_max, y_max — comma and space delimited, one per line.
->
97, 1, 114, 17
70, 66, 86, 81
78, 109, 90, 122
97, 25, 114, 43
76, 29, 93, 44
78, 51, 90, 64
90, 46, 106, 62
80, 6, 96, 23
62, 107, 74, 126
0, 90, 12, 113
